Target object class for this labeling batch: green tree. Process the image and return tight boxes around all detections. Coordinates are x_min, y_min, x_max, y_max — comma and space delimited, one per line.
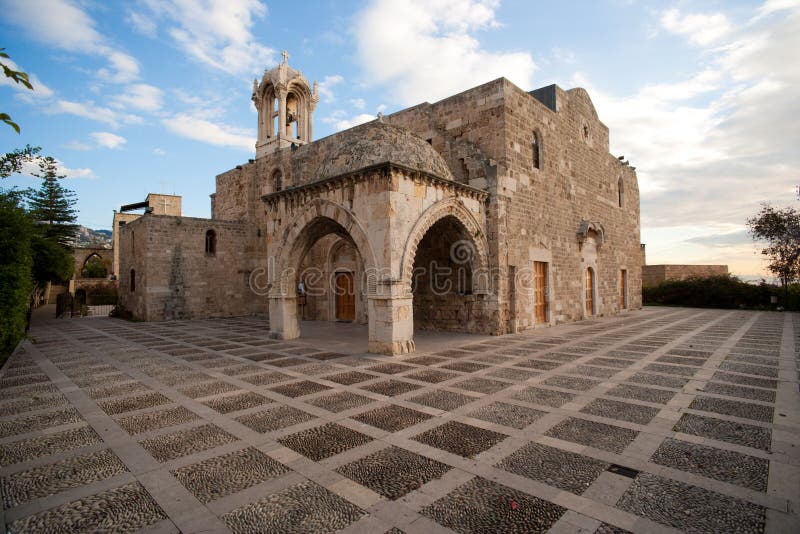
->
747, 203, 800, 304
0, 145, 40, 177
26, 156, 79, 246
0, 190, 33, 357
1, 47, 34, 134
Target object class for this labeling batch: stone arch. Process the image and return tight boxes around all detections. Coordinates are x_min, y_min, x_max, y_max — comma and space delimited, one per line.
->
400, 198, 490, 293
274, 198, 378, 294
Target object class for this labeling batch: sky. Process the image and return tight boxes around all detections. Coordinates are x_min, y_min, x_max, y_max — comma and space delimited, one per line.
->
1, 0, 798, 279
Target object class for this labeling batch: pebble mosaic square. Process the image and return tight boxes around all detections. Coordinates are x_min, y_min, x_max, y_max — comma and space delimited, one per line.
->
412, 421, 508, 458
278, 423, 373, 461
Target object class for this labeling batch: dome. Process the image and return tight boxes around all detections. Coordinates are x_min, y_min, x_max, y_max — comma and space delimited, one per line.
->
318, 120, 454, 181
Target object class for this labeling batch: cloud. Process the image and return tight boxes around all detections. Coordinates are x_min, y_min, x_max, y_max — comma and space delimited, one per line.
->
49, 100, 143, 128
140, 0, 274, 75
126, 10, 157, 37
19, 157, 96, 180
162, 114, 255, 151
317, 75, 343, 103
350, 98, 366, 110
354, 0, 536, 105
660, 8, 734, 46
0, 0, 140, 83
0, 56, 54, 99
586, 3, 800, 275
111, 84, 164, 112
91, 132, 127, 149
153, 148, 167, 156
321, 110, 375, 131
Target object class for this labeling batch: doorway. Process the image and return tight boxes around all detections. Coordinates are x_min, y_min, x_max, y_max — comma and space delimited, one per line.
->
335, 271, 355, 321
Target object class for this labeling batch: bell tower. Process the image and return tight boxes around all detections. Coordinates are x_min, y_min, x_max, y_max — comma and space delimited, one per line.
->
252, 51, 319, 158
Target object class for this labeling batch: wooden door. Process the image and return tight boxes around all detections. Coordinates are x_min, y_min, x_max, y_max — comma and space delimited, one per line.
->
619, 270, 627, 309
585, 268, 594, 316
533, 261, 547, 323
335, 272, 355, 321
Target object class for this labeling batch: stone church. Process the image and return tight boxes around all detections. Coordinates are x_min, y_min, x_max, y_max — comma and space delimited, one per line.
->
118, 53, 643, 355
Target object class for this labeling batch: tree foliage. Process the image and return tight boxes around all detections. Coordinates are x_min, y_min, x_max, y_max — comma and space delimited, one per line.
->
26, 156, 79, 246
0, 190, 33, 356
1, 48, 34, 134
747, 204, 800, 291
0, 145, 40, 178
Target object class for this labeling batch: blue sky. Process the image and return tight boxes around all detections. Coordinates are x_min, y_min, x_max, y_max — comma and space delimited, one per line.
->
1, 0, 798, 278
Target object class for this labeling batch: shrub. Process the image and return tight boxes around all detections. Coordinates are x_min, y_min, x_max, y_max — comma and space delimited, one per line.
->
642, 275, 793, 310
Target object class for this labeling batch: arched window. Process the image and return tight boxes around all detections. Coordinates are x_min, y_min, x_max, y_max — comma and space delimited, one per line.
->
130, 269, 136, 292
532, 131, 541, 170
618, 177, 624, 208
273, 169, 283, 192
205, 229, 216, 256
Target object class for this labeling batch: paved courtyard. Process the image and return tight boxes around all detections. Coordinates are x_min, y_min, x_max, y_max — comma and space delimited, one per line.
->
1, 307, 798, 533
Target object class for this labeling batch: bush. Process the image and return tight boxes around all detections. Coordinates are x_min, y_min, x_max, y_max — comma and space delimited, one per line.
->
0, 192, 33, 360
642, 275, 796, 310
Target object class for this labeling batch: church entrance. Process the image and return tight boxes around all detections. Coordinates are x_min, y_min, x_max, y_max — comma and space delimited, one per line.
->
335, 272, 355, 321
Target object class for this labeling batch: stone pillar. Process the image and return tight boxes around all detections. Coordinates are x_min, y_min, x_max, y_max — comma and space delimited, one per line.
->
278, 89, 288, 138
268, 294, 300, 340
367, 280, 415, 355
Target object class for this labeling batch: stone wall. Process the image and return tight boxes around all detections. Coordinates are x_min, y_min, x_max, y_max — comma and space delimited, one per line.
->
642, 265, 729, 287
118, 214, 264, 321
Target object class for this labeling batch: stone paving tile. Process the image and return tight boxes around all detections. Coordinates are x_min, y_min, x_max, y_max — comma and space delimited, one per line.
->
268, 357, 309, 368
453, 376, 510, 394
8, 482, 167, 533
546, 417, 638, 454
586, 357, 633, 368
1, 448, 128, 507
219, 364, 267, 376
235, 405, 317, 433
486, 367, 540, 381
352, 404, 432, 432
404, 355, 446, 366
278, 423, 373, 461
651, 438, 768, 492
513, 386, 576, 408
321, 370, 377, 385
337, 446, 452, 500
0, 374, 50, 389
403, 369, 459, 383
718, 361, 778, 378
726, 354, 778, 367
606, 383, 676, 405
360, 379, 422, 397
543, 375, 600, 391
290, 363, 339, 376
581, 398, 660, 425
0, 408, 83, 438
85, 381, 151, 399
422, 477, 565, 533
595, 523, 633, 534
567, 365, 619, 379
497, 441, 609, 494
408, 390, 476, 411
673, 413, 771, 451
221, 480, 365, 533
689, 396, 773, 422
626, 372, 688, 389
467, 402, 547, 429
97, 392, 173, 415
115, 406, 199, 435
367, 363, 417, 375
242, 352, 286, 362
642, 363, 698, 377
0, 393, 68, 417
239, 371, 292, 386
179, 380, 239, 399
172, 447, 289, 503
139, 424, 238, 462
307, 351, 349, 361
305, 391, 373, 413
439, 361, 489, 373
72, 372, 130, 388
0, 382, 59, 401
711, 371, 777, 390
703, 382, 776, 403
468, 353, 513, 364
201, 392, 272, 414
0, 426, 101, 466
412, 421, 508, 458
617, 473, 765, 533
269, 380, 332, 398
515, 359, 562, 371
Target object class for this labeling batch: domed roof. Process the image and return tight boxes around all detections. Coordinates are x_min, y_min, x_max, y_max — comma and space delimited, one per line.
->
318, 120, 454, 181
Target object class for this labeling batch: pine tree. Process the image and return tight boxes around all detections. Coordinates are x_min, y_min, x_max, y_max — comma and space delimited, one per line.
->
26, 156, 78, 246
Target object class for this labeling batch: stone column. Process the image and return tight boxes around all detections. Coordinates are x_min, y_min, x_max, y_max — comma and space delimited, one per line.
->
268, 294, 300, 340
367, 279, 415, 355
278, 89, 288, 139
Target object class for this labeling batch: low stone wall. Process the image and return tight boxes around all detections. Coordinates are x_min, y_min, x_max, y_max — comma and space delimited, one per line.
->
642, 264, 728, 287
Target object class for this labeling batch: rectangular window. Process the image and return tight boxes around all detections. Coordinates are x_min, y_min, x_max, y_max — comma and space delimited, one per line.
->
619, 269, 627, 309
533, 261, 548, 323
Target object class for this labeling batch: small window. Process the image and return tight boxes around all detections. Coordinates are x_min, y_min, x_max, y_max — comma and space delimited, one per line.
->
619, 269, 628, 309
130, 269, 136, 293
273, 169, 283, 192
618, 177, 624, 208
205, 229, 216, 256
532, 131, 541, 170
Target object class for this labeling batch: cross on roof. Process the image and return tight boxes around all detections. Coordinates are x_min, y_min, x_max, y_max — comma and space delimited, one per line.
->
281, 50, 289, 64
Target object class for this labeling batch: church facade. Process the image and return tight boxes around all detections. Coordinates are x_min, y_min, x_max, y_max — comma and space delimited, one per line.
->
118, 54, 643, 355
